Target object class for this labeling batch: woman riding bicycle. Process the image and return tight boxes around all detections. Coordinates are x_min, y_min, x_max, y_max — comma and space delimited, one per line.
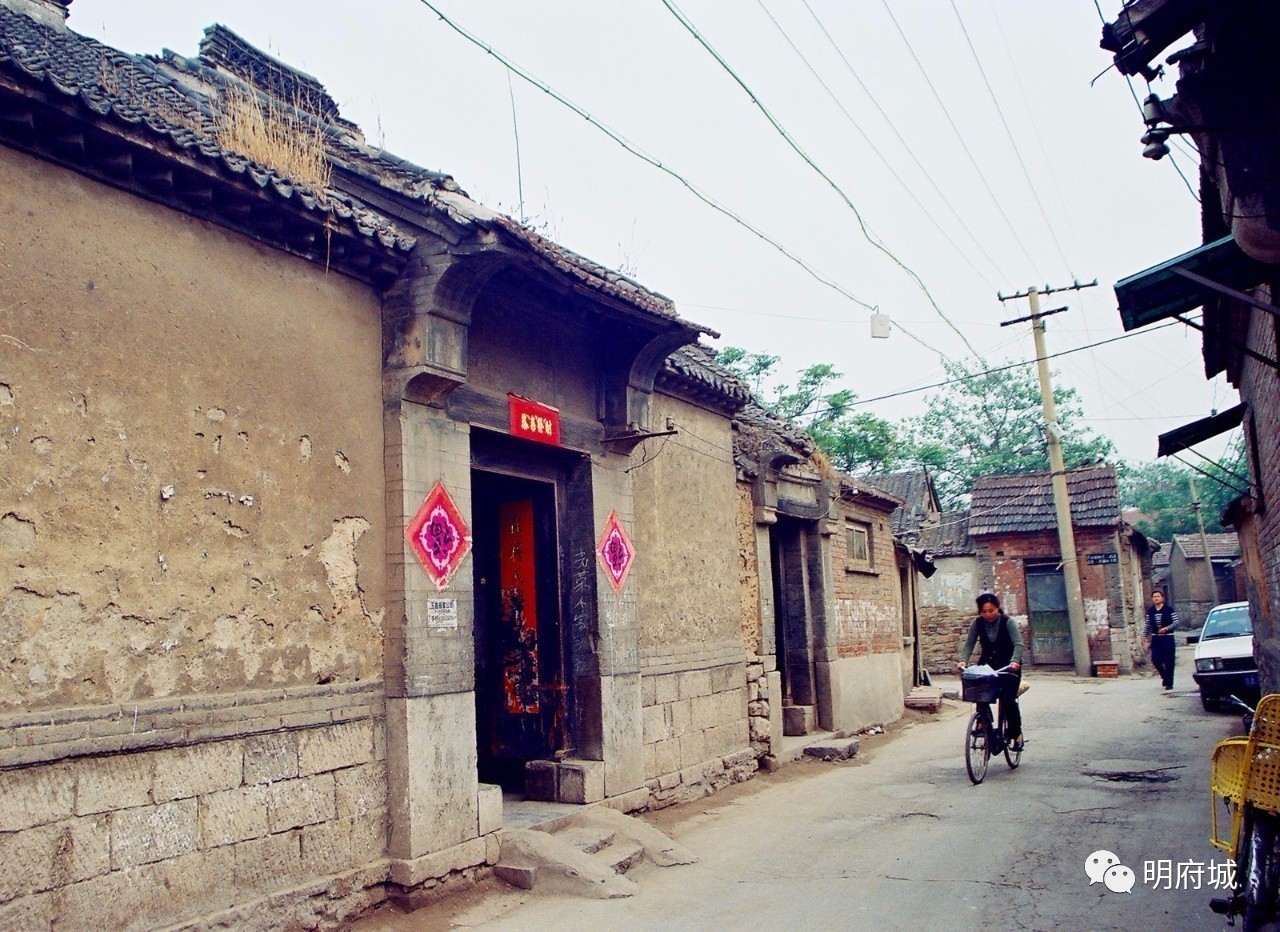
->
957, 592, 1024, 750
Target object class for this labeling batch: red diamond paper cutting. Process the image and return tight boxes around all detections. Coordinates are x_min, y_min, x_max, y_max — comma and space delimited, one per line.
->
405, 482, 472, 590
596, 510, 634, 593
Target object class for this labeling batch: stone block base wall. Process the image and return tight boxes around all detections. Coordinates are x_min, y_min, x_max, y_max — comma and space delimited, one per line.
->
820, 653, 904, 732
920, 607, 974, 673
640, 661, 755, 809
0, 685, 396, 931
745, 654, 771, 757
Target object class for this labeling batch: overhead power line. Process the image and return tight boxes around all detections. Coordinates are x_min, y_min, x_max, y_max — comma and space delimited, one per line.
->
800, 0, 1014, 286
410, 0, 946, 357
878, 0, 1046, 281
949, 0, 1076, 279
660, 0, 979, 358
754, 0, 1000, 293
844, 318, 1184, 409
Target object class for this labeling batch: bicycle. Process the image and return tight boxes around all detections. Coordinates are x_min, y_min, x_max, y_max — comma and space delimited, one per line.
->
960, 664, 1023, 785
1208, 692, 1280, 930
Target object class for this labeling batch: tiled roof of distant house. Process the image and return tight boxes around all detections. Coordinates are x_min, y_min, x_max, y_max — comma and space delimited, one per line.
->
918, 510, 974, 556
1173, 532, 1241, 560
863, 468, 937, 536
968, 466, 1121, 536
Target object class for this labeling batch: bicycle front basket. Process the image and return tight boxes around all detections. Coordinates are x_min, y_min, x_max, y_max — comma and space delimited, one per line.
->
961, 667, 1000, 703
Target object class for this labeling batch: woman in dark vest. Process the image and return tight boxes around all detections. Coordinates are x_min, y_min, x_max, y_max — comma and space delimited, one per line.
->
1143, 589, 1180, 690
956, 592, 1025, 748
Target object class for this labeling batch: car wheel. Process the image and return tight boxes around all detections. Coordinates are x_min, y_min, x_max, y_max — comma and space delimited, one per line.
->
1201, 691, 1215, 711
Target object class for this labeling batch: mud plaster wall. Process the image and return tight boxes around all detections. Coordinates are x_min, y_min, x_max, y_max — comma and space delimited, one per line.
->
633, 396, 740, 652
735, 483, 761, 655
0, 149, 385, 712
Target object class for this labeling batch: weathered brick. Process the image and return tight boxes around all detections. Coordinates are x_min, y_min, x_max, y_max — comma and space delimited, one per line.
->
266, 774, 336, 833
74, 753, 154, 815
50, 815, 111, 887
678, 669, 713, 700
0, 892, 52, 931
297, 721, 374, 776
0, 823, 56, 903
54, 845, 235, 931
198, 785, 269, 848
152, 740, 243, 803
679, 730, 707, 769
243, 732, 298, 785
0, 763, 75, 831
641, 675, 657, 707
298, 818, 355, 878
334, 762, 386, 820
669, 699, 693, 737
654, 673, 678, 705
641, 704, 669, 743
110, 799, 198, 869
233, 829, 301, 899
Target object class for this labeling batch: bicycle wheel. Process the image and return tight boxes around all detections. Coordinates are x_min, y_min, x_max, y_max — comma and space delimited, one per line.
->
1000, 705, 1022, 770
1243, 813, 1280, 931
965, 709, 989, 784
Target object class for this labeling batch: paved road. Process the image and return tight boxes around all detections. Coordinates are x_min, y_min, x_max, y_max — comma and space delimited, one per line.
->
371, 645, 1245, 931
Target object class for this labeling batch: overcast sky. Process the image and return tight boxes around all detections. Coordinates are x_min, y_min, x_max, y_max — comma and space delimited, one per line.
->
68, 0, 1230, 467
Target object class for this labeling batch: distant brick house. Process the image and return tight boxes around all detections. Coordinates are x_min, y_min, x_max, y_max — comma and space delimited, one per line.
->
916, 510, 979, 674
1166, 532, 1242, 626
967, 466, 1154, 673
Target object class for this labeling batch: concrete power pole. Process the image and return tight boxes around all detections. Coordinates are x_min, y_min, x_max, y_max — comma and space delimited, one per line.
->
999, 281, 1097, 677
1189, 474, 1218, 610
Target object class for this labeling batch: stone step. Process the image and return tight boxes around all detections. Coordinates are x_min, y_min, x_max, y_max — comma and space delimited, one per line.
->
802, 736, 860, 762
592, 839, 645, 875
782, 704, 816, 736
557, 825, 616, 855
904, 686, 945, 712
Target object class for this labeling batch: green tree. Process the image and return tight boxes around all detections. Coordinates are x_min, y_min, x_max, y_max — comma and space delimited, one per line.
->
1120, 439, 1247, 542
716, 348, 904, 473
906, 359, 1114, 508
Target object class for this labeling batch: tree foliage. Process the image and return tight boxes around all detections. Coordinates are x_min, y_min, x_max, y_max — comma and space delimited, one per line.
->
1119, 439, 1247, 542
715, 348, 906, 474
716, 348, 1118, 507
905, 360, 1114, 508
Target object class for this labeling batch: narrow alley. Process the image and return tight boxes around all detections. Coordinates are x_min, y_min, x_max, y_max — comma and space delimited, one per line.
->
360, 646, 1236, 931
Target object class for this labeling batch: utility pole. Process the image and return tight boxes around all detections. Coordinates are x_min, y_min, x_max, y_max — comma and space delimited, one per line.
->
1189, 474, 1218, 611
999, 280, 1098, 677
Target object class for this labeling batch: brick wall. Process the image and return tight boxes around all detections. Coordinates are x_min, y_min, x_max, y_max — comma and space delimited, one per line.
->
830, 502, 901, 658
0, 693, 390, 930
973, 527, 1130, 666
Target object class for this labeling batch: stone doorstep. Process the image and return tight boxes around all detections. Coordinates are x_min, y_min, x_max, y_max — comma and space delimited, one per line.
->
904, 686, 945, 712
801, 737, 860, 762
592, 839, 645, 875
557, 825, 616, 855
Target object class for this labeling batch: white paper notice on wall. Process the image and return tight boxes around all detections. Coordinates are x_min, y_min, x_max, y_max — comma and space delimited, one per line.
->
427, 598, 459, 629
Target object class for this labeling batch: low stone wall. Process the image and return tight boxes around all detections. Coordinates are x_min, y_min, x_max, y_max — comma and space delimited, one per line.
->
0, 686, 390, 930
640, 661, 756, 809
920, 606, 973, 673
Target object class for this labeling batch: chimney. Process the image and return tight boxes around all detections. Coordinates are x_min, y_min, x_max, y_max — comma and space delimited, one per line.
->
2, 0, 73, 28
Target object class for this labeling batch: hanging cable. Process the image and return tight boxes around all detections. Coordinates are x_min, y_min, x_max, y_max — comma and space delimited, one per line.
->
878, 0, 1046, 281
949, 1, 1076, 279
660, 0, 979, 358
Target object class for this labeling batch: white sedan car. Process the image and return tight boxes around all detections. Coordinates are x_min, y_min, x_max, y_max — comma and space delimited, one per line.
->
1192, 601, 1260, 710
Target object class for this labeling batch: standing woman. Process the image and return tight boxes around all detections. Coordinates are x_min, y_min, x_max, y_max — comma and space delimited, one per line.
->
1144, 590, 1180, 690
956, 592, 1024, 748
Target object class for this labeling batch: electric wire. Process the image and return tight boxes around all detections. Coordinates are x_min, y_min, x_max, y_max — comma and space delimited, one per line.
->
412, 0, 949, 358
754, 0, 1000, 294
949, 0, 1076, 280
878, 0, 1046, 281
800, 0, 1014, 285
660, 0, 978, 358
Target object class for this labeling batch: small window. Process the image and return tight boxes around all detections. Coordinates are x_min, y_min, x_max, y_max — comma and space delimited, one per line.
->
847, 522, 871, 566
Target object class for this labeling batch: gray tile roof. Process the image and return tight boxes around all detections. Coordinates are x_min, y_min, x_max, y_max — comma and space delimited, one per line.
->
863, 468, 936, 536
659, 344, 753, 413
968, 466, 1121, 536
0, 9, 696, 322
732, 401, 817, 478
918, 510, 974, 556
1173, 532, 1241, 560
